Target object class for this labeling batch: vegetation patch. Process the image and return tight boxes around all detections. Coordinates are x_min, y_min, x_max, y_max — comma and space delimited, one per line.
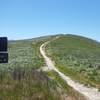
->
0, 37, 62, 100
46, 35, 100, 89
47, 70, 86, 100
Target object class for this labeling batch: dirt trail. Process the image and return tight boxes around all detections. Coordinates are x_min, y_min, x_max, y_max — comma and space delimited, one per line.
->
40, 37, 100, 100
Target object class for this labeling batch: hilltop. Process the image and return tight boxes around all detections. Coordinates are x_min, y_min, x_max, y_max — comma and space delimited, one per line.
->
46, 34, 100, 89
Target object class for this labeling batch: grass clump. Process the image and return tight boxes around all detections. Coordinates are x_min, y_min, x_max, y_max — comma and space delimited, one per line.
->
47, 70, 86, 100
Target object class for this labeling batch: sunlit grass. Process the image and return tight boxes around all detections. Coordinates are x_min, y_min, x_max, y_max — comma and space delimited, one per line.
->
46, 35, 100, 89
0, 37, 62, 100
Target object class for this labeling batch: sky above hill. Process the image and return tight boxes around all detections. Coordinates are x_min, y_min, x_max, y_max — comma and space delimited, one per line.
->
0, 0, 100, 41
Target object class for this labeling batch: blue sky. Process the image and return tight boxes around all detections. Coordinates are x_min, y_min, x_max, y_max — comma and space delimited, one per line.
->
0, 0, 100, 41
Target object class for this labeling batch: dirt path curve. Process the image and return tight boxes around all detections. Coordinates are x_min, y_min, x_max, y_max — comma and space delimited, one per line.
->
40, 37, 100, 100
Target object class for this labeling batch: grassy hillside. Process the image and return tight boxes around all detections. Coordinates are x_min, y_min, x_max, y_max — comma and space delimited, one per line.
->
0, 37, 64, 100
46, 34, 100, 89
0, 35, 95, 100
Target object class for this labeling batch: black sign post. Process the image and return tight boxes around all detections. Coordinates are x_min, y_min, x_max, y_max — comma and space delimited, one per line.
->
0, 37, 8, 63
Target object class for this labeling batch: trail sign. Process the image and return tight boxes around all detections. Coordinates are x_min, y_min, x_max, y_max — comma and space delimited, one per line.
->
0, 52, 8, 63
0, 37, 8, 51
0, 37, 8, 63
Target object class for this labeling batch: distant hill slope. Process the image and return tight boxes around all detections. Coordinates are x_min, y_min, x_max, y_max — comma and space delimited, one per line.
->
46, 34, 100, 89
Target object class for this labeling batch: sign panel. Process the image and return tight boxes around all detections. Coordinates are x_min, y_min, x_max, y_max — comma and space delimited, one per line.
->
0, 37, 8, 63
0, 53, 8, 63
0, 37, 8, 51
